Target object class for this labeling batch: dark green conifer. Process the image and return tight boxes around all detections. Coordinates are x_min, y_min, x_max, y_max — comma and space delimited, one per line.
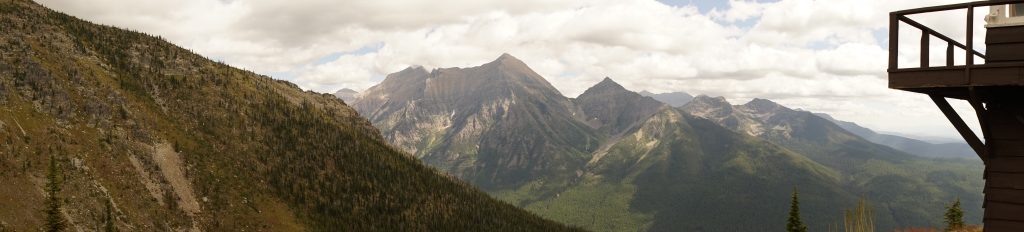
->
944, 198, 964, 232
787, 188, 807, 232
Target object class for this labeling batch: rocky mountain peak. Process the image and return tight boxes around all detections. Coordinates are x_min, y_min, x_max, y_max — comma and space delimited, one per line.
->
497, 53, 516, 60
579, 77, 630, 97
333, 88, 359, 103
597, 77, 625, 89
575, 77, 666, 135
459, 53, 553, 88
487, 53, 528, 68
688, 95, 732, 109
680, 95, 735, 120
399, 65, 429, 76
742, 98, 785, 113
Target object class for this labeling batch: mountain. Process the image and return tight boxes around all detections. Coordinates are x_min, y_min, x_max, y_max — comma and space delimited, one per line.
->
354, 57, 984, 231
574, 77, 668, 136
639, 91, 693, 107
681, 96, 984, 229
353, 53, 601, 190
357, 73, 855, 231
814, 113, 975, 159
332, 88, 358, 103
526, 81, 855, 231
0, 1, 579, 231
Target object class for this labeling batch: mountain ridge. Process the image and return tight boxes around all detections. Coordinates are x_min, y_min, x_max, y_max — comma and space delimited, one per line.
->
352, 55, 984, 231
574, 77, 667, 136
353, 53, 601, 190
639, 90, 694, 107
680, 94, 983, 230
0, 1, 579, 230
813, 113, 975, 159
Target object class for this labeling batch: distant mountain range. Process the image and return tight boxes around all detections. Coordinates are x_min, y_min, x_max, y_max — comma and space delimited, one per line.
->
349, 54, 984, 231
333, 88, 359, 103
813, 113, 975, 159
0, 2, 577, 231
639, 90, 693, 107
629, 90, 975, 160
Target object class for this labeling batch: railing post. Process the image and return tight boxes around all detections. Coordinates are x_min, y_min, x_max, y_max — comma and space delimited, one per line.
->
966, 7, 974, 67
921, 31, 930, 68
947, 42, 955, 67
889, 13, 899, 71
966, 7, 974, 83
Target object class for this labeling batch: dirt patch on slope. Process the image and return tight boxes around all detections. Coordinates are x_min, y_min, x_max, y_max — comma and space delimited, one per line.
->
150, 142, 201, 216
127, 155, 166, 206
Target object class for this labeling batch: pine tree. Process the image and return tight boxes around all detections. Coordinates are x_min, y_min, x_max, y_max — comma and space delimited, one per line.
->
44, 156, 64, 232
944, 198, 964, 232
787, 188, 808, 232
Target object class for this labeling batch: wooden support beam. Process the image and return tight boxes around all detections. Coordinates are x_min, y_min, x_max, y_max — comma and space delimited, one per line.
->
968, 87, 993, 160
931, 95, 988, 162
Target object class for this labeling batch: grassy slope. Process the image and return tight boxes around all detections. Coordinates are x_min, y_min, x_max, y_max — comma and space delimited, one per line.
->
0, 0, 580, 231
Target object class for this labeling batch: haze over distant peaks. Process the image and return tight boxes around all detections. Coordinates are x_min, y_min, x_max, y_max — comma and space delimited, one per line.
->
814, 113, 975, 159
333, 88, 359, 103
640, 90, 694, 107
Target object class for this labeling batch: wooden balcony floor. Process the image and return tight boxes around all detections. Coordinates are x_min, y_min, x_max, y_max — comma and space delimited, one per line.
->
889, 62, 1024, 100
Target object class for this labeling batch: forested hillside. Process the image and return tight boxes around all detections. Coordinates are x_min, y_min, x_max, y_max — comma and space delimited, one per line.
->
0, 0, 579, 231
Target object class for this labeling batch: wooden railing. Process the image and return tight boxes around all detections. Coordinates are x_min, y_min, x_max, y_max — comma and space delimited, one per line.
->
888, 0, 1024, 71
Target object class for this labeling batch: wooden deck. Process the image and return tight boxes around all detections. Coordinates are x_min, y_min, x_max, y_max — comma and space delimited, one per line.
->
890, 63, 1024, 88
889, 62, 1024, 100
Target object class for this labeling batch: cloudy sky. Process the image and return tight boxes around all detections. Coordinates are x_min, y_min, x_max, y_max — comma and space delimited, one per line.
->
38, 0, 991, 141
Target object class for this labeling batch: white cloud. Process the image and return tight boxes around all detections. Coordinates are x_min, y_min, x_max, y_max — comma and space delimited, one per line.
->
815, 43, 888, 76
37, 0, 991, 140
709, 0, 769, 23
